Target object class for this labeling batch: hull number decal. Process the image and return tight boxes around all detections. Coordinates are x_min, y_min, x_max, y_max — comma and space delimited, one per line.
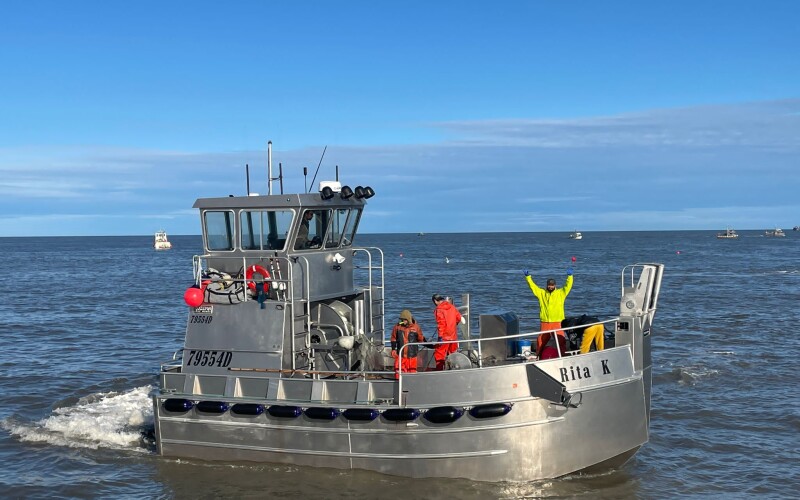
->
186, 350, 232, 367
190, 315, 213, 324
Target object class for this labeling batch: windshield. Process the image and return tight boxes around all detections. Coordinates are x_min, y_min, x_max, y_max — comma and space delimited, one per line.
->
294, 209, 332, 250
241, 209, 293, 251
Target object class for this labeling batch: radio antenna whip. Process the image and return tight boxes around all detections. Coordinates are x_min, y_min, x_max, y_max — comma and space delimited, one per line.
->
307, 145, 327, 192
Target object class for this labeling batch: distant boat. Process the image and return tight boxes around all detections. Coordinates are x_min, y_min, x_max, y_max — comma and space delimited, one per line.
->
569, 231, 583, 240
794, 226, 799, 231
418, 232, 425, 236
764, 227, 786, 237
716, 228, 739, 239
154, 230, 172, 250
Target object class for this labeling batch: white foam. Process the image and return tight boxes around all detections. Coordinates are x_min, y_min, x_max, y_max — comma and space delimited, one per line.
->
2, 385, 153, 451
678, 365, 719, 385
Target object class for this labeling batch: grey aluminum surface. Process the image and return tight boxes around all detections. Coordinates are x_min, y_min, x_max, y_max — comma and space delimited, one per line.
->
153, 186, 664, 482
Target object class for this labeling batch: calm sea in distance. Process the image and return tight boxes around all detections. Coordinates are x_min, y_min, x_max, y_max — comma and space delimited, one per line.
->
1, 231, 798, 498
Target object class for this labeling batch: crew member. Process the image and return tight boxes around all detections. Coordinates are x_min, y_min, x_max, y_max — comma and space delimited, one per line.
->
390, 309, 425, 378
524, 269, 573, 358
432, 294, 463, 371
295, 210, 315, 249
580, 324, 604, 354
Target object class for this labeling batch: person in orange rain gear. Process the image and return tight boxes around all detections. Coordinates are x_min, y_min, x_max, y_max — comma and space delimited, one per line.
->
390, 309, 426, 378
524, 268, 573, 358
432, 294, 464, 371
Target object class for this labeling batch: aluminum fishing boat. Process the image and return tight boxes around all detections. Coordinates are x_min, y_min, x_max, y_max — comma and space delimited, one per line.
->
152, 154, 665, 482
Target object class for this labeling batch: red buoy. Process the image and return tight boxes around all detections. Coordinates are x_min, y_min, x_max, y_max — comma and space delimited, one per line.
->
571, 256, 577, 262
184, 285, 204, 307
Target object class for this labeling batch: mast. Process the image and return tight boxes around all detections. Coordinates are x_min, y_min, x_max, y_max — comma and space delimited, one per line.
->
267, 140, 273, 195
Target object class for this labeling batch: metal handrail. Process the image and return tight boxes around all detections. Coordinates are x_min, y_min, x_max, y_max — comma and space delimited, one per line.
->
192, 254, 296, 303
396, 318, 618, 404
189, 249, 382, 379
352, 247, 386, 342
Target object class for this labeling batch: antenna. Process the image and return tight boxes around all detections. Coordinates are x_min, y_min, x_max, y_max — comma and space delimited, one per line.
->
303, 167, 308, 193
246, 163, 251, 195
267, 141, 273, 195
307, 145, 327, 192
279, 163, 284, 194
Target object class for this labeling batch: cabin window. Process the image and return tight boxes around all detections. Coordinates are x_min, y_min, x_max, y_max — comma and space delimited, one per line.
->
241, 209, 293, 251
204, 211, 235, 251
294, 208, 332, 250
341, 208, 361, 247
326, 208, 361, 248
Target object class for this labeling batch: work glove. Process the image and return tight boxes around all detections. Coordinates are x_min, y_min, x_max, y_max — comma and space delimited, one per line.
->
567, 268, 573, 276
460, 316, 466, 325
524, 270, 530, 276
391, 351, 398, 359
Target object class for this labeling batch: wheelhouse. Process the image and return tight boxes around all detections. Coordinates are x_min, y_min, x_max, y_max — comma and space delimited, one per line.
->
195, 192, 364, 255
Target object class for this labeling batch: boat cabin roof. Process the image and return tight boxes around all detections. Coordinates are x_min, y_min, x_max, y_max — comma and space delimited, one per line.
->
192, 186, 370, 255
193, 192, 365, 210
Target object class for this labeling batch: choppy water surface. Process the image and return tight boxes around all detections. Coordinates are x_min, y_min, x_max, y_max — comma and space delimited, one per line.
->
1, 231, 798, 498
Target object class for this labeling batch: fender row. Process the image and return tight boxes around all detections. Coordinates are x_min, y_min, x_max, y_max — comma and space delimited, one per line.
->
162, 399, 512, 423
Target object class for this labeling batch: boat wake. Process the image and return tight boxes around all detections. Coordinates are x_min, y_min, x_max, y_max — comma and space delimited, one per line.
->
655, 363, 720, 386
1, 385, 154, 452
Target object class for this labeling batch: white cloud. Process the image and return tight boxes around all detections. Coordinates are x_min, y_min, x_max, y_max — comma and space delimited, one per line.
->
0, 99, 798, 235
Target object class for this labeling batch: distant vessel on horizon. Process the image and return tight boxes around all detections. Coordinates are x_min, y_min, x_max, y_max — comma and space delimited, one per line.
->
569, 230, 583, 240
154, 230, 172, 250
764, 227, 785, 237
716, 227, 739, 239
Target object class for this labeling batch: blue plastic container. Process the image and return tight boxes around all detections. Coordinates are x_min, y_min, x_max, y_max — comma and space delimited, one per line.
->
518, 339, 533, 357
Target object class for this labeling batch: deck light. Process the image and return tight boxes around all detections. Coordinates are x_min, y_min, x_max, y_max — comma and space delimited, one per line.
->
320, 186, 335, 200
340, 185, 354, 199
354, 186, 365, 199
362, 186, 375, 199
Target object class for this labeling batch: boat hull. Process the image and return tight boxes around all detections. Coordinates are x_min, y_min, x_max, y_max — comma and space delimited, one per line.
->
153, 351, 648, 482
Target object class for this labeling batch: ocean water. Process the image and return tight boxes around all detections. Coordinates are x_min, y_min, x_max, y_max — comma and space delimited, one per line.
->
1, 231, 798, 499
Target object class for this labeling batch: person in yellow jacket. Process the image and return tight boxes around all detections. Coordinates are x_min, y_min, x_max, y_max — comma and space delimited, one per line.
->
524, 268, 573, 357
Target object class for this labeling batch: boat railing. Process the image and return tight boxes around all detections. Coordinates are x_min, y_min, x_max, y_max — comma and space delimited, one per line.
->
160, 348, 185, 372
191, 254, 297, 304
189, 249, 385, 373
191, 253, 308, 370
352, 247, 386, 343
161, 316, 617, 401
396, 318, 619, 398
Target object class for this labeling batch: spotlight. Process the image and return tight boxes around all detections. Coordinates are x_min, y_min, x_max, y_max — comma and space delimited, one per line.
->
354, 186, 365, 199
362, 186, 375, 199
320, 186, 334, 200
340, 185, 354, 199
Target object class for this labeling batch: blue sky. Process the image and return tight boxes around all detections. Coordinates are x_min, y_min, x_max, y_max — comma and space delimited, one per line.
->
1, 1, 798, 236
